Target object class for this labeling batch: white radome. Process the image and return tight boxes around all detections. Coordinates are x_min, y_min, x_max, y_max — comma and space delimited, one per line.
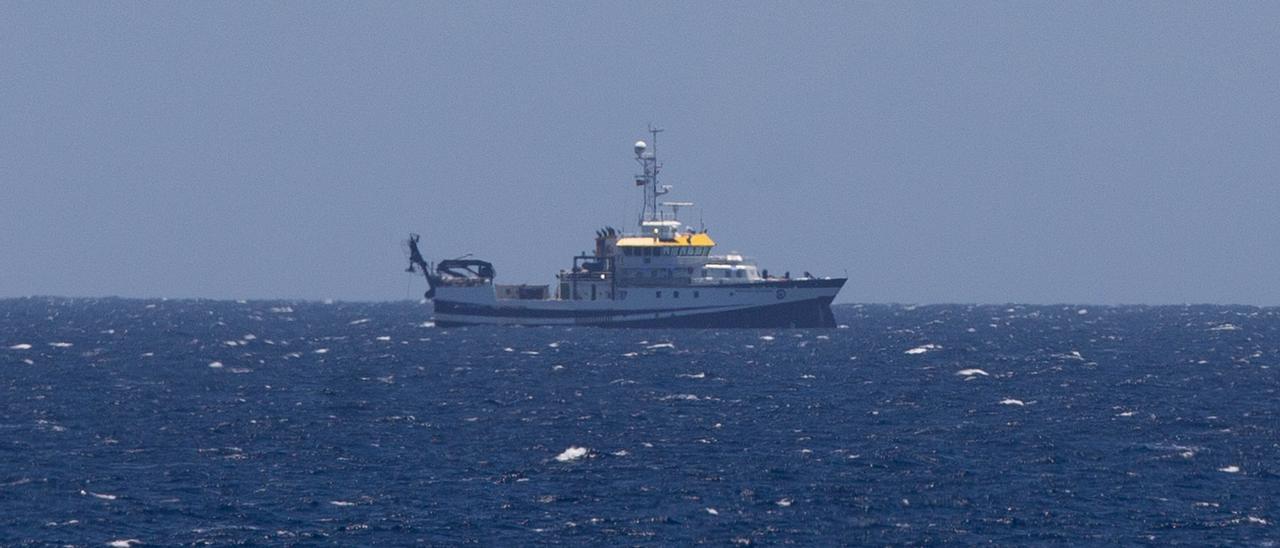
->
634, 140, 647, 156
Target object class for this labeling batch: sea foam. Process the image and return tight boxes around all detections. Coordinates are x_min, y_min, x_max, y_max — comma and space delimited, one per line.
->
555, 447, 589, 462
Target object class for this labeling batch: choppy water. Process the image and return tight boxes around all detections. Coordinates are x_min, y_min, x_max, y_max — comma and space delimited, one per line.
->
2, 298, 1278, 545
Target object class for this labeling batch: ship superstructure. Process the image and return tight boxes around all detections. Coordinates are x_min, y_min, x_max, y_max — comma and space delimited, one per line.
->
407, 127, 845, 327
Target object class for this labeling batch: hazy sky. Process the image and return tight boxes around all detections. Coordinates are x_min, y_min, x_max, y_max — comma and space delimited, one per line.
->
3, 3, 1278, 304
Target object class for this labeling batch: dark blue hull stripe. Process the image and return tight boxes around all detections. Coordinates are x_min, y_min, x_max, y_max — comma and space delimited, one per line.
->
434, 296, 839, 328
434, 300, 721, 318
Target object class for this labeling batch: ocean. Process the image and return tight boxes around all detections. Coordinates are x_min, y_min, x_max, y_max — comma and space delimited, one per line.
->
1, 298, 1277, 545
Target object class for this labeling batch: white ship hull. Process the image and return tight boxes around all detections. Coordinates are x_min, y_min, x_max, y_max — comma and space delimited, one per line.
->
431, 278, 845, 328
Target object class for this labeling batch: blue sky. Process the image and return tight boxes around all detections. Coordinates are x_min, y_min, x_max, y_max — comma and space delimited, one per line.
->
3, 3, 1278, 303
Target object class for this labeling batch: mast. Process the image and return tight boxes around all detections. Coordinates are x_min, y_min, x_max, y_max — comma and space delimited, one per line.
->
634, 124, 668, 225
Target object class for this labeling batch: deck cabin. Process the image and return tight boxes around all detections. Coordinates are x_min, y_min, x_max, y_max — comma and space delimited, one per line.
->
553, 219, 768, 301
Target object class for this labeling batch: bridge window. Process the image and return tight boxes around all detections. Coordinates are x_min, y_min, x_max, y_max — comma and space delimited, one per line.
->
737, 270, 745, 278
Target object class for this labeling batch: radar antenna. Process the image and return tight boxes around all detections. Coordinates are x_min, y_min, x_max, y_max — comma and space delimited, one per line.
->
634, 124, 667, 224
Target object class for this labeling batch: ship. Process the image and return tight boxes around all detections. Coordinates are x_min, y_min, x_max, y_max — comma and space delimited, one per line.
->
406, 127, 845, 327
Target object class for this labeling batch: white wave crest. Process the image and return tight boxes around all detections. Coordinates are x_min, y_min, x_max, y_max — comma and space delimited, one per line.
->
554, 446, 589, 462
905, 344, 940, 355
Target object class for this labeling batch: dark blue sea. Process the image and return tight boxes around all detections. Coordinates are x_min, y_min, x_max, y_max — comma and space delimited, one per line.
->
2, 299, 1278, 546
